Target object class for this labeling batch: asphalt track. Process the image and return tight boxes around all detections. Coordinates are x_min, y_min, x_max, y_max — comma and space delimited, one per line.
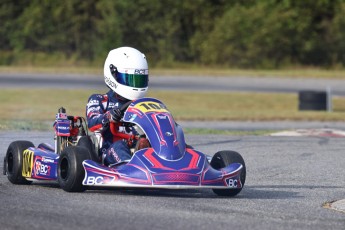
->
0, 131, 345, 230
1, 72, 345, 96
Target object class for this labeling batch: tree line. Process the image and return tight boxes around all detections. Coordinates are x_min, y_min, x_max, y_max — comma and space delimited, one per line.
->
1, 0, 345, 68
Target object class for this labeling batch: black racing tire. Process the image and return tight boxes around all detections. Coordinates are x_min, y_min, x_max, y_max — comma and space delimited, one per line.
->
298, 91, 327, 111
77, 136, 100, 162
210, 150, 246, 197
58, 146, 91, 192
5, 141, 35, 184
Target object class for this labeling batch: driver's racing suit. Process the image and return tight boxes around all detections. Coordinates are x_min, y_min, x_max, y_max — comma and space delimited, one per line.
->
86, 90, 132, 166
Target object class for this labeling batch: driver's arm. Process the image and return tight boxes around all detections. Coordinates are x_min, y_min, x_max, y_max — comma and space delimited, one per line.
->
86, 94, 111, 132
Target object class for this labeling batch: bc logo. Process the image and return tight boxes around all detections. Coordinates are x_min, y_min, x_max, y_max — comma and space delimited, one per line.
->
226, 178, 239, 188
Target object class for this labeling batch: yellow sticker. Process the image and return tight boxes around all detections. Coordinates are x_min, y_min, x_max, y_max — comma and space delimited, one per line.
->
134, 102, 169, 113
22, 149, 34, 178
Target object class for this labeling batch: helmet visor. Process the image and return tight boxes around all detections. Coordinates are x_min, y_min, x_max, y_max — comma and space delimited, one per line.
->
114, 72, 148, 88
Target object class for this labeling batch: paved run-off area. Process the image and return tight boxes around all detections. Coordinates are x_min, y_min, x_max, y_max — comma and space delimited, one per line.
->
0, 131, 344, 230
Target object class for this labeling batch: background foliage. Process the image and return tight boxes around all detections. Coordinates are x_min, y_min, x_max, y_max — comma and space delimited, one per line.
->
1, 0, 345, 68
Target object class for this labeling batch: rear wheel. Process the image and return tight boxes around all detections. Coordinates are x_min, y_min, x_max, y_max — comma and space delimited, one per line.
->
5, 141, 35, 184
210, 150, 246, 197
58, 146, 91, 192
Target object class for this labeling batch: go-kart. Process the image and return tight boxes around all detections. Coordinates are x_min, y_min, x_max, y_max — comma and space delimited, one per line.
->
3, 97, 246, 196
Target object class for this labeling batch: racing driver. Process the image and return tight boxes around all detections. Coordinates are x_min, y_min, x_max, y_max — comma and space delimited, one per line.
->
86, 47, 149, 166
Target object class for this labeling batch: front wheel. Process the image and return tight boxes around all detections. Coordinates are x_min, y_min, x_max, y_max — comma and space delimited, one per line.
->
210, 150, 246, 197
5, 141, 35, 184
58, 146, 91, 192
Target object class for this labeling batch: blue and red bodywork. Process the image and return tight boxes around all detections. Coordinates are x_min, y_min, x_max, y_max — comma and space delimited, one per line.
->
21, 144, 58, 181
21, 112, 70, 181
20, 98, 243, 191
82, 98, 244, 189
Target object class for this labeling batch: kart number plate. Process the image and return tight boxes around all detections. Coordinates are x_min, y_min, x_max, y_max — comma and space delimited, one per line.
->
134, 102, 168, 113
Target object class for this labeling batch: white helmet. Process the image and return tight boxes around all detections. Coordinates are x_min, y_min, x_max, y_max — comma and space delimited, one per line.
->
104, 47, 149, 100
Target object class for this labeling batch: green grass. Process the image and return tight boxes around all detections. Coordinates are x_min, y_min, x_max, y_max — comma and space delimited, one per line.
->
0, 89, 93, 121
150, 91, 345, 121
152, 67, 345, 79
0, 120, 51, 131
1, 89, 345, 131
0, 66, 102, 76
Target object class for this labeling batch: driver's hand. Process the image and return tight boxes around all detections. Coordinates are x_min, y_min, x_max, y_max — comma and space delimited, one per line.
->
109, 108, 123, 122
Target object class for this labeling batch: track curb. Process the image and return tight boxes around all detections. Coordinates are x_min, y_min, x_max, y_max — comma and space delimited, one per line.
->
269, 128, 345, 137
328, 200, 345, 214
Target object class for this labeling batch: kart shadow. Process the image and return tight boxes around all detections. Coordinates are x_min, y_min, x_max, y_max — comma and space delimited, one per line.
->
28, 181, 222, 198
28, 184, 303, 199
30, 182, 339, 200
29, 182, 241, 198
87, 187, 220, 198
32, 181, 61, 188
87, 186, 297, 199
108, 187, 296, 199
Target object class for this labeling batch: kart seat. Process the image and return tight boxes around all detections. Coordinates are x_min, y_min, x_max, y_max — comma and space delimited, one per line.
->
77, 135, 101, 163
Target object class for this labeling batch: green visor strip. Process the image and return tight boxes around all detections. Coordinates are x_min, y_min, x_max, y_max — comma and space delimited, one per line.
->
115, 72, 149, 88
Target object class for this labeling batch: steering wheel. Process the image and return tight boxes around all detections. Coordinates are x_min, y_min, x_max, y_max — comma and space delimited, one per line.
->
110, 100, 133, 136
119, 100, 133, 115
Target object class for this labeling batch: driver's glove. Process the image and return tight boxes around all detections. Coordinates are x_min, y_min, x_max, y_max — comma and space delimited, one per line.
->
109, 108, 123, 122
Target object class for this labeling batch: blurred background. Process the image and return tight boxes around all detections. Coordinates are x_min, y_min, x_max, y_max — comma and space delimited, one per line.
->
2, 0, 345, 68
1, 0, 345, 132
